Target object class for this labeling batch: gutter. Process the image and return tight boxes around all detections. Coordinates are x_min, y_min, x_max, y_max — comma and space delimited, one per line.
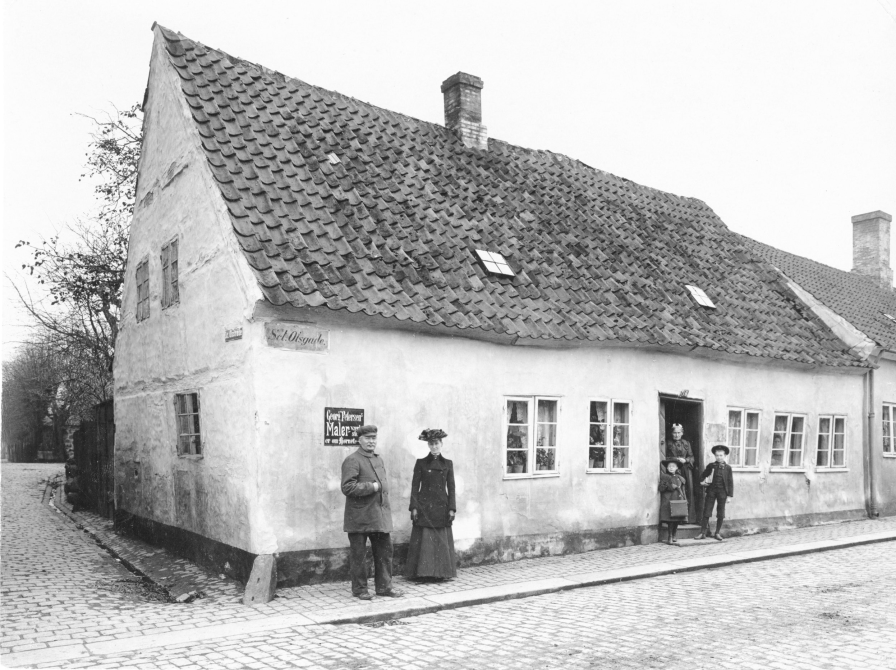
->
866, 358, 881, 518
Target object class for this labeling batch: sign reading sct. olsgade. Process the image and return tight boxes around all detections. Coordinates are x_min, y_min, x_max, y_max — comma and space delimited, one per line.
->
324, 408, 365, 446
264, 322, 329, 353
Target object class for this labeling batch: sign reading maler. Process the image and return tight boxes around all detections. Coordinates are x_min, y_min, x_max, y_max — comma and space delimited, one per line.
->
324, 408, 365, 446
264, 322, 329, 353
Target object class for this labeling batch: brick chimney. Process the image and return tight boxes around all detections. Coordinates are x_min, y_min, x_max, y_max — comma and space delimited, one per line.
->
441, 72, 488, 150
852, 210, 893, 289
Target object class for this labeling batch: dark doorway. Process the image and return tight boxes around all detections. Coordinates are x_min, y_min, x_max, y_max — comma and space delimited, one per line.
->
658, 395, 704, 524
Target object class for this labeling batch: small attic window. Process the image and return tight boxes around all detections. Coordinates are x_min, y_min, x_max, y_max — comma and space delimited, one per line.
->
685, 285, 716, 309
475, 249, 515, 277
327, 153, 341, 164
883, 313, 896, 323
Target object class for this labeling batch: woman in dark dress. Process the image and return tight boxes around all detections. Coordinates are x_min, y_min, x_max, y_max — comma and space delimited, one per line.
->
405, 429, 457, 580
665, 424, 696, 523
659, 459, 687, 546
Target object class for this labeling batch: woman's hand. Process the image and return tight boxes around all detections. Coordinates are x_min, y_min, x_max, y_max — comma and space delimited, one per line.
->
411, 509, 418, 522
449, 511, 456, 520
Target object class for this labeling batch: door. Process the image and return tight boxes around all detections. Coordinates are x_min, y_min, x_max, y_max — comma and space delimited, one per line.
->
659, 394, 704, 524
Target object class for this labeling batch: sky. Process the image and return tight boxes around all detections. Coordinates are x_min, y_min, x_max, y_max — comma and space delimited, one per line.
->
2, 0, 895, 360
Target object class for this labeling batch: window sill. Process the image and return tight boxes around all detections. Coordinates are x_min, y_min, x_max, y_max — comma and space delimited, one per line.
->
883, 453, 896, 459
769, 467, 806, 473
586, 469, 632, 474
731, 467, 762, 473
178, 454, 204, 461
503, 471, 560, 480
815, 468, 849, 473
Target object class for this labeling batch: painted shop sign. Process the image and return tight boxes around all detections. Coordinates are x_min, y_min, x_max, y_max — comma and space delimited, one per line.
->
324, 407, 365, 446
224, 326, 243, 342
264, 322, 329, 353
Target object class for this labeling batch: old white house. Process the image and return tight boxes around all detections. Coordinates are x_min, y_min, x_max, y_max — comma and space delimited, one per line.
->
115, 24, 877, 585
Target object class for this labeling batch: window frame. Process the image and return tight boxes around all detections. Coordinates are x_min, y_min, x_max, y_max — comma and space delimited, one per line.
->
136, 258, 150, 322
503, 396, 561, 479
883, 403, 896, 457
174, 391, 202, 458
726, 407, 761, 470
816, 415, 847, 470
586, 397, 633, 474
161, 237, 179, 309
770, 412, 807, 471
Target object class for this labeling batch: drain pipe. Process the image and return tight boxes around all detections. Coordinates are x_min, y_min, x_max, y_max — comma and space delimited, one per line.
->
866, 366, 880, 518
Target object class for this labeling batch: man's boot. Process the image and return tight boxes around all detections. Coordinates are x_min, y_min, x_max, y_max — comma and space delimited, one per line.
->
695, 521, 709, 540
713, 520, 724, 541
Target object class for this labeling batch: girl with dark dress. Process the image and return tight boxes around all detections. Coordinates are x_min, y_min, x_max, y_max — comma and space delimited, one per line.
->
659, 459, 688, 546
405, 429, 457, 580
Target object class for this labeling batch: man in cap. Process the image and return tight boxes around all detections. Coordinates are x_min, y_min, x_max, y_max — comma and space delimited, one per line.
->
341, 425, 404, 600
696, 444, 734, 541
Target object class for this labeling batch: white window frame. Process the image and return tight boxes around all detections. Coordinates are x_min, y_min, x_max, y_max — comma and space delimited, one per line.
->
816, 415, 847, 470
504, 396, 560, 479
883, 403, 896, 457
174, 391, 202, 458
726, 408, 761, 469
586, 398, 632, 473
770, 412, 807, 470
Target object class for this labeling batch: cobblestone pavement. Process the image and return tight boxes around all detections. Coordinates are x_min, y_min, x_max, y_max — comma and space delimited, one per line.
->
40, 540, 896, 670
4, 462, 896, 669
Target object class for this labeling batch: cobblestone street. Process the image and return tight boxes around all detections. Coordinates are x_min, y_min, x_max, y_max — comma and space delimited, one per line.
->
33, 536, 896, 669
3, 463, 896, 669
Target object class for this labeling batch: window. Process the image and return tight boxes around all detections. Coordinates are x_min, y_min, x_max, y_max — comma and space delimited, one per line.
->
136, 259, 150, 322
175, 392, 202, 456
475, 250, 515, 277
505, 397, 558, 476
771, 413, 806, 468
587, 399, 631, 471
727, 408, 760, 468
685, 284, 716, 308
161, 239, 179, 308
883, 403, 896, 455
816, 416, 846, 468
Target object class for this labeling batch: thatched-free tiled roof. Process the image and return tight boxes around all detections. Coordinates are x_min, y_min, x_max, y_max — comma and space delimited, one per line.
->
744, 237, 896, 352
153, 25, 864, 368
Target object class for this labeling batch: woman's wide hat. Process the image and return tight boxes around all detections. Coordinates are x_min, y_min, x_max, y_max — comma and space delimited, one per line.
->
661, 459, 681, 469
419, 428, 448, 442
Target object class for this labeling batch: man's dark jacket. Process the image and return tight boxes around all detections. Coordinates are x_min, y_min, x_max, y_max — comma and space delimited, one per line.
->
700, 462, 734, 497
341, 449, 393, 533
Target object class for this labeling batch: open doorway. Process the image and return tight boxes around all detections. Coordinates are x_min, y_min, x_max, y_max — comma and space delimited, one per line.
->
658, 394, 704, 524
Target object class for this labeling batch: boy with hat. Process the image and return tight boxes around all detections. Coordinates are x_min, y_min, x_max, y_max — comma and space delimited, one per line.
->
341, 425, 404, 599
696, 445, 734, 541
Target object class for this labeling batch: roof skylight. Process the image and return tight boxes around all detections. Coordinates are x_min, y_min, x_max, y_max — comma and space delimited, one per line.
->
475, 249, 515, 277
883, 313, 896, 323
685, 285, 716, 309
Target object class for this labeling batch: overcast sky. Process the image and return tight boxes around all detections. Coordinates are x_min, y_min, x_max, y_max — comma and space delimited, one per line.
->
2, 0, 895, 360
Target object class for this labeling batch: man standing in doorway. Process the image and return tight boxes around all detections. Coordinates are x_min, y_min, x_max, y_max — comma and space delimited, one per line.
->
341, 425, 404, 600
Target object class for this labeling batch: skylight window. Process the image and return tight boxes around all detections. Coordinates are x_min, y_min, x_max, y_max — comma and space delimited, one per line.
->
685, 284, 716, 309
327, 153, 341, 164
884, 313, 896, 323
475, 249, 515, 277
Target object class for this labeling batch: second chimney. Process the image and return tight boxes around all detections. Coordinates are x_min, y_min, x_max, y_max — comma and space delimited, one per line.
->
852, 210, 894, 289
441, 72, 488, 150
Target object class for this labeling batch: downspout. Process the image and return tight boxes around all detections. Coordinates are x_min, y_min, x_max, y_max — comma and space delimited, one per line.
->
866, 366, 879, 518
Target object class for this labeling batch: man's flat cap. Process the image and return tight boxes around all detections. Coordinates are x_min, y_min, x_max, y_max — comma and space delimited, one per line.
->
356, 425, 378, 437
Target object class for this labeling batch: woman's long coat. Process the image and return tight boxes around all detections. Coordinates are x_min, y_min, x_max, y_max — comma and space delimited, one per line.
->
665, 438, 696, 522
409, 453, 456, 528
659, 472, 687, 522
